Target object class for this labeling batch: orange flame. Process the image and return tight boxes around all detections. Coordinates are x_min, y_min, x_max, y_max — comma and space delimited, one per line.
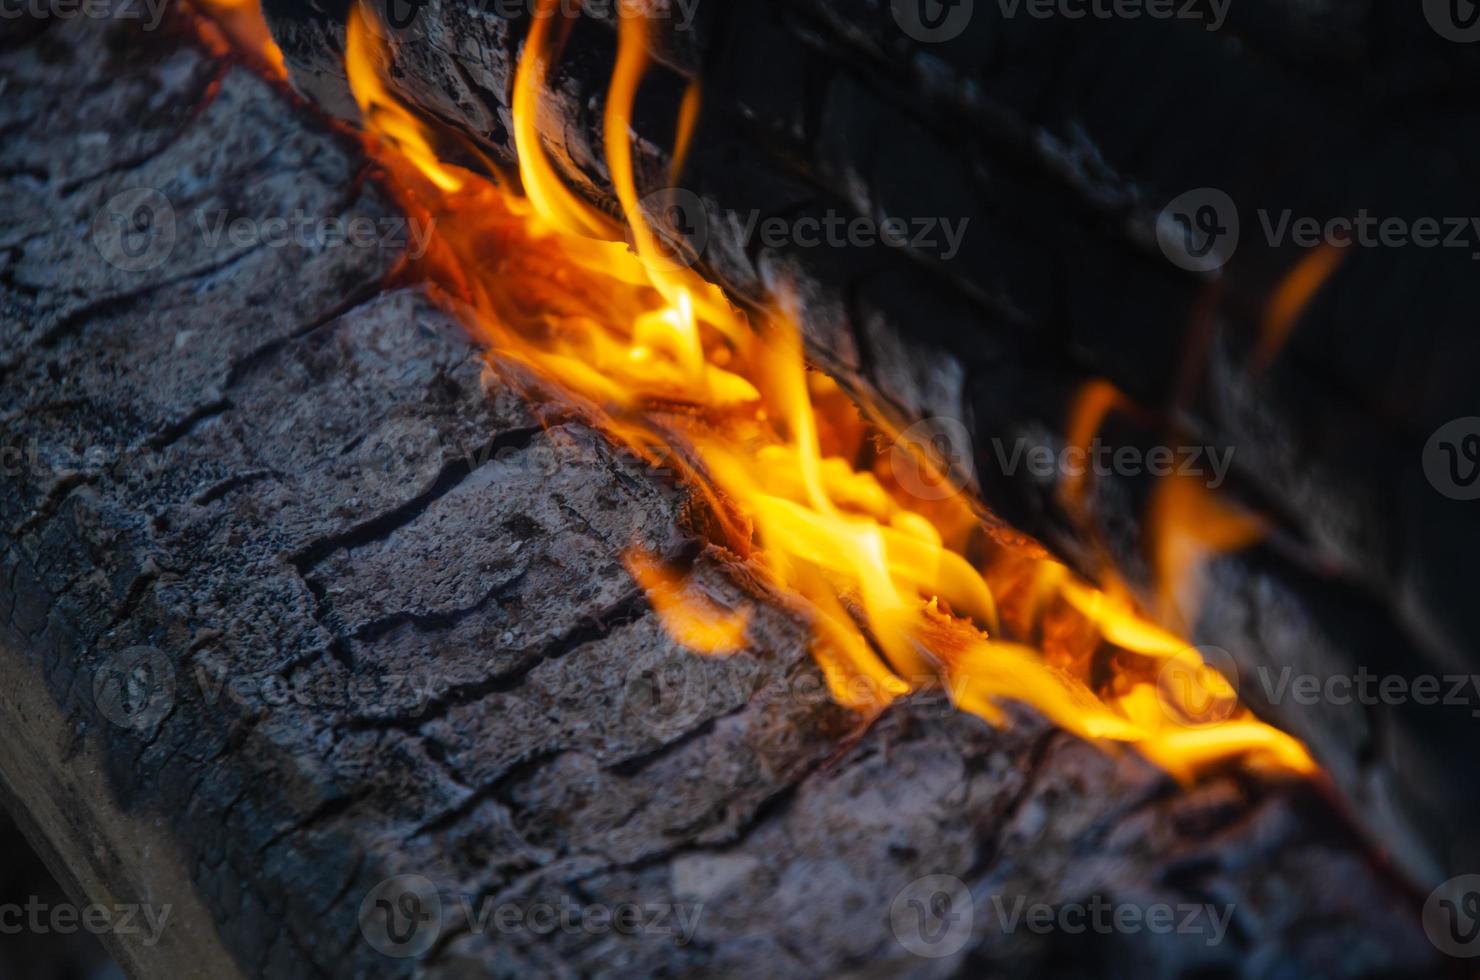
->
345, 5, 464, 193
1059, 378, 1269, 632
194, 0, 286, 78
1149, 475, 1267, 628
623, 550, 751, 655
1058, 379, 1129, 518
1256, 242, 1346, 370
210, 0, 1317, 781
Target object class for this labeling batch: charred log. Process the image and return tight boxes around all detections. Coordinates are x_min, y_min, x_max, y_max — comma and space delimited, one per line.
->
261, 0, 1480, 886
0, 5, 1458, 978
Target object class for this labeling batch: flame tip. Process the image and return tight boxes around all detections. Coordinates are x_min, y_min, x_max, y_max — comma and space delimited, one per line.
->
201, 0, 1318, 787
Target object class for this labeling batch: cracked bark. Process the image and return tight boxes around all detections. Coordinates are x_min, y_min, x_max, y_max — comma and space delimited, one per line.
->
0, 6, 1452, 980
262, 0, 1480, 887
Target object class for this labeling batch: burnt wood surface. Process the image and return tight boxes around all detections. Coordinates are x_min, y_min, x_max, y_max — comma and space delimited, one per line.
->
0, 6, 1453, 979
261, 0, 1480, 886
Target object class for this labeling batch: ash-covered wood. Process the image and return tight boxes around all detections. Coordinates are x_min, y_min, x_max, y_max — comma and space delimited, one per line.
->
261, 0, 1480, 887
0, 6, 1453, 979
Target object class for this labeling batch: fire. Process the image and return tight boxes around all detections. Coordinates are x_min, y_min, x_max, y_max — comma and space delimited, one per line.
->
192, 0, 286, 78
207, 0, 1317, 781
622, 549, 751, 656
1256, 242, 1346, 370
1059, 379, 1269, 633
344, 6, 464, 194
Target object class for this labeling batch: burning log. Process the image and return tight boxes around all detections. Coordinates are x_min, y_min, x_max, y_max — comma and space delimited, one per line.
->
0, 4, 1461, 978
260, 0, 1480, 888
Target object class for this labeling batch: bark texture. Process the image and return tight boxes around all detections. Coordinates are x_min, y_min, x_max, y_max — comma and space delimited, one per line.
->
0, 6, 1453, 979
262, 0, 1480, 885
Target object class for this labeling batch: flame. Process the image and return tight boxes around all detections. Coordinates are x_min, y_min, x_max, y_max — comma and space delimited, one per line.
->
1058, 379, 1129, 518
1148, 475, 1268, 627
345, 6, 465, 194
205, 0, 1317, 781
623, 550, 751, 655
194, 0, 286, 77
1256, 243, 1345, 370
1059, 378, 1270, 631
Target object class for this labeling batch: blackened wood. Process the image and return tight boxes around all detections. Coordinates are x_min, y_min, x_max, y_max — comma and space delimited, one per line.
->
262, 0, 1480, 886
0, 7, 1449, 979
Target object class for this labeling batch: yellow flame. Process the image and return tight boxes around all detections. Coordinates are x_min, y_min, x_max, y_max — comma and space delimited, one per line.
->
234, 0, 1317, 780
623, 549, 750, 655
1148, 475, 1267, 627
345, 5, 464, 193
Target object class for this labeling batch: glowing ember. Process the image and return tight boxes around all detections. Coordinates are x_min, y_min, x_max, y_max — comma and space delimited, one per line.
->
205, 0, 1317, 781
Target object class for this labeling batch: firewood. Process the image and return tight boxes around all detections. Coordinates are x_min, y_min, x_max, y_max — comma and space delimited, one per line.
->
261, 0, 1480, 888
0, 6, 1450, 978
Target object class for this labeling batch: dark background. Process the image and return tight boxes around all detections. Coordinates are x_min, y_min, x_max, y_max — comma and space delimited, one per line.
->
0, 806, 121, 980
